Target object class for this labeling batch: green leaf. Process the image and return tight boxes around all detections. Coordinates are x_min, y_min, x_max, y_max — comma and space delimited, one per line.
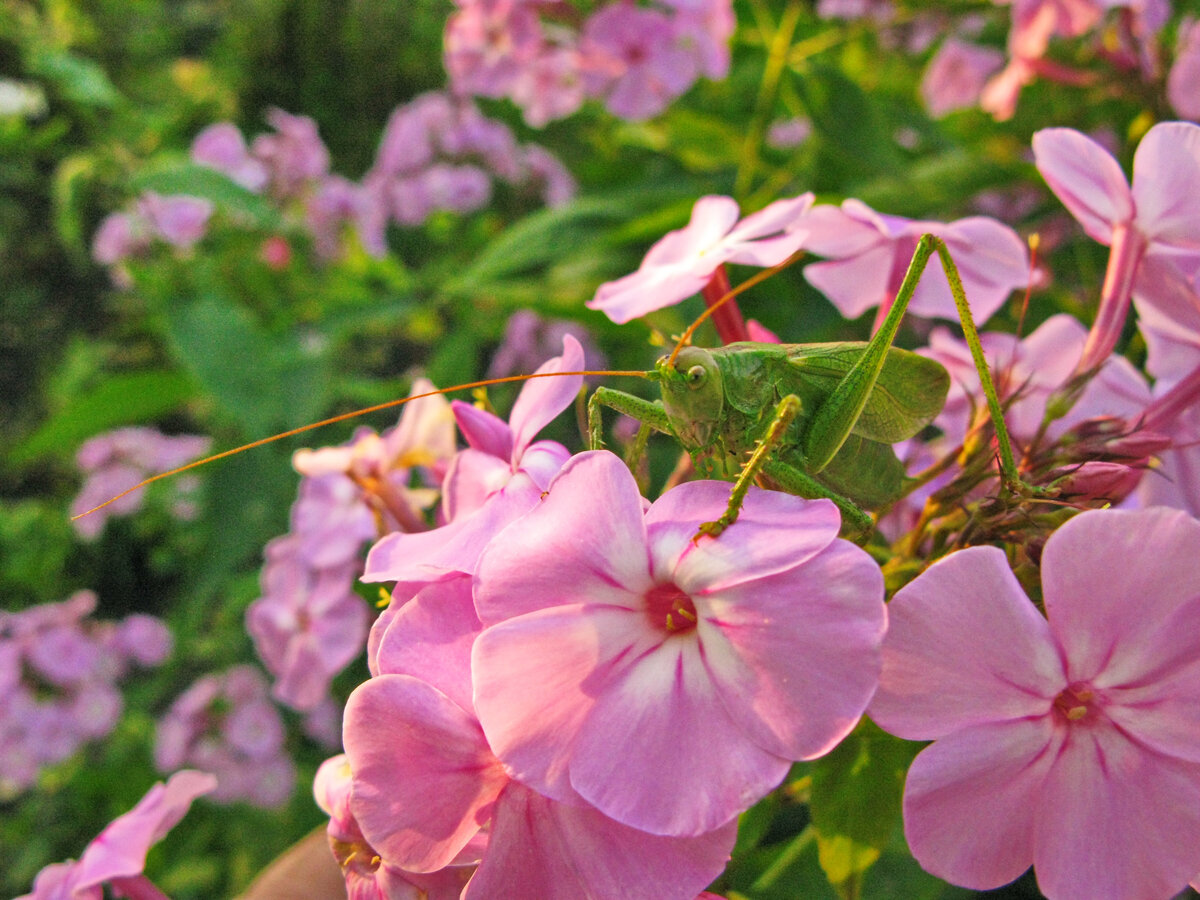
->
131, 164, 281, 228
808, 719, 922, 898
11, 370, 195, 464
29, 48, 121, 108
165, 296, 331, 435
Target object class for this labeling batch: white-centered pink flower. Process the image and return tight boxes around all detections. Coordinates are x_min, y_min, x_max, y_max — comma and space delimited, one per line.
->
869, 507, 1200, 900
471, 450, 887, 837
799, 198, 1029, 327
588, 193, 814, 324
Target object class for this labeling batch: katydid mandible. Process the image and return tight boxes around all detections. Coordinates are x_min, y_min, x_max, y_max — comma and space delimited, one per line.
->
588, 233, 1026, 538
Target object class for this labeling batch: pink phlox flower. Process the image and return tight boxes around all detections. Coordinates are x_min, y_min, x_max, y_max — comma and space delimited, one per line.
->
579, 3, 699, 121
486, 310, 605, 381
91, 212, 149, 265
920, 38, 1005, 117
362, 336, 583, 587
870, 507, 1200, 900
444, 0, 544, 99
815, 0, 895, 23
1169, 19, 1200, 121
251, 108, 331, 200
305, 174, 378, 260
765, 116, 812, 150
588, 192, 814, 324
920, 313, 1150, 445
289, 472, 380, 569
1032, 123, 1200, 371
799, 198, 1029, 325
421, 163, 493, 214
373, 94, 454, 179
471, 450, 887, 837
343, 576, 736, 898
191, 122, 270, 191
135, 192, 214, 250
246, 534, 369, 711
16, 770, 216, 900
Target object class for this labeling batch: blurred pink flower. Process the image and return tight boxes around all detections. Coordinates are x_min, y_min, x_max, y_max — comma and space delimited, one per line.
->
16, 770, 216, 900
921, 39, 1005, 117
252, 108, 331, 199
247, 535, 369, 711
136, 192, 214, 250
191, 122, 270, 191
444, 0, 544, 99
588, 192, 813, 323
800, 199, 1028, 326
1169, 20, 1200, 121
870, 507, 1200, 900
580, 3, 698, 121
472, 450, 886, 836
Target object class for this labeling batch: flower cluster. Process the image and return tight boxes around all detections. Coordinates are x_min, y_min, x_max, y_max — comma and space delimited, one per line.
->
337, 447, 885, 897
444, 0, 734, 125
246, 379, 456, 714
71, 427, 210, 540
0, 592, 172, 796
154, 665, 294, 807
95, 94, 574, 272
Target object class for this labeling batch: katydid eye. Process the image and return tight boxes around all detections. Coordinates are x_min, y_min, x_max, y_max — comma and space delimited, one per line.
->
686, 365, 707, 387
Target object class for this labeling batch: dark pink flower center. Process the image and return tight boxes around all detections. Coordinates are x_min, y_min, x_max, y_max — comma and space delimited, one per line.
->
644, 582, 698, 635
1052, 682, 1099, 724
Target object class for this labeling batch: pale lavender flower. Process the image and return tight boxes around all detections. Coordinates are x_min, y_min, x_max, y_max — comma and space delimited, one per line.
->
252, 108, 331, 199
444, 0, 545, 99
765, 116, 812, 150
136, 192, 214, 249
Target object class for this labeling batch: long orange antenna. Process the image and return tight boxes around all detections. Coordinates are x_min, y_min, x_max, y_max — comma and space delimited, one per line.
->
71, 368, 648, 521
667, 249, 806, 366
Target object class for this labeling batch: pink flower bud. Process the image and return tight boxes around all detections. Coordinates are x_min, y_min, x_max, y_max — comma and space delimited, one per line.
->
1049, 460, 1145, 503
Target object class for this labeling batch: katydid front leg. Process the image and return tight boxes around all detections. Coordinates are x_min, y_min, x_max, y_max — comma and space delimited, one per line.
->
804, 233, 1028, 495
587, 386, 672, 449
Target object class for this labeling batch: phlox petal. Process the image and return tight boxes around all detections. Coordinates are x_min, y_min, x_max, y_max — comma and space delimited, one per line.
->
508, 335, 585, 461
1032, 128, 1134, 244
464, 781, 736, 900
473, 451, 650, 625
933, 217, 1030, 322
1130, 122, 1200, 251
569, 635, 790, 836
902, 718, 1057, 890
798, 203, 884, 258
642, 195, 741, 268
472, 605, 645, 802
1034, 724, 1200, 900
1040, 508, 1200, 683
73, 771, 217, 887
803, 243, 896, 319
869, 546, 1064, 741
374, 576, 480, 714
644, 482, 840, 592
442, 446, 514, 521
344, 675, 507, 873
704, 542, 885, 761
1087, 591, 1200, 763
363, 472, 545, 584
452, 403, 513, 461
721, 192, 813, 267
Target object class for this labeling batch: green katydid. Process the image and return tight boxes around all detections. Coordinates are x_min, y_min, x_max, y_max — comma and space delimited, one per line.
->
74, 236, 1025, 539
587, 233, 1027, 538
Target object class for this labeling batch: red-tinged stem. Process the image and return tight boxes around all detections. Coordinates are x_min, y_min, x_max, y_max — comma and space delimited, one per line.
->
1028, 57, 1100, 86
701, 265, 750, 344
1076, 223, 1145, 376
109, 876, 172, 900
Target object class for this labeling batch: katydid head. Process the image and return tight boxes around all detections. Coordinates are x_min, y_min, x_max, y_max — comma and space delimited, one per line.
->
654, 346, 725, 449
